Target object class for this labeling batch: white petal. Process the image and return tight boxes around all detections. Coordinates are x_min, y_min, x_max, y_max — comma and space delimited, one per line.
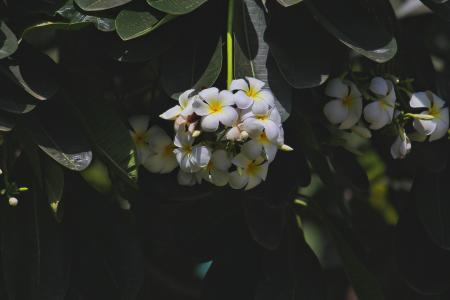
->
160, 105, 182, 120
232, 152, 251, 168
264, 121, 280, 142
229, 79, 249, 92
325, 78, 348, 99
143, 154, 164, 173
364, 101, 382, 123
323, 100, 349, 125
229, 171, 248, 189
242, 140, 263, 160
129, 115, 150, 133
263, 143, 278, 162
234, 91, 253, 109
192, 145, 211, 168
219, 90, 235, 106
212, 149, 232, 171
339, 96, 362, 129
349, 82, 362, 98
245, 175, 262, 190
174, 128, 193, 148
257, 90, 275, 107
180, 102, 194, 117
149, 133, 172, 153
410, 92, 431, 108
369, 77, 388, 96
251, 100, 269, 114
198, 87, 219, 103
177, 170, 196, 186
390, 136, 402, 159
192, 99, 210, 116
179, 89, 195, 107
255, 161, 269, 180
269, 108, 282, 125
430, 92, 446, 109
201, 114, 220, 132
218, 106, 238, 127
159, 155, 178, 174
430, 119, 449, 142
240, 107, 255, 121
210, 169, 229, 186
246, 77, 265, 92
413, 119, 437, 136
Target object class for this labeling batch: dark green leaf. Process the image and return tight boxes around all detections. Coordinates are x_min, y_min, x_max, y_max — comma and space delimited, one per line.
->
57, 0, 116, 32
0, 21, 18, 59
75, 0, 132, 11
419, 0, 450, 20
115, 9, 158, 41
0, 79, 37, 114
146, 0, 207, 15
306, 0, 397, 63
233, 0, 292, 120
80, 158, 112, 194
330, 147, 369, 192
43, 155, 65, 222
276, 0, 302, 6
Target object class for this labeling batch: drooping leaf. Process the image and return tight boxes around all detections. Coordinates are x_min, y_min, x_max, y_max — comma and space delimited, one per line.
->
233, 0, 292, 120
414, 164, 450, 250
75, 0, 132, 11
115, 9, 159, 41
25, 100, 93, 171
57, 0, 116, 32
276, 0, 302, 6
80, 158, 112, 194
146, 0, 207, 15
419, 0, 450, 20
265, 2, 336, 89
1, 44, 60, 101
21, 22, 90, 40
395, 196, 450, 295
0, 21, 18, 59
0, 78, 37, 114
306, 0, 397, 63
42, 155, 65, 222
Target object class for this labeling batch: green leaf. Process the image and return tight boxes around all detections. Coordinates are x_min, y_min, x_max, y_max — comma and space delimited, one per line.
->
57, 0, 116, 32
116, 11, 176, 41
75, 0, 132, 11
306, 0, 397, 63
0, 21, 18, 60
265, 3, 334, 89
146, 0, 207, 15
161, 34, 223, 99
21, 21, 91, 40
233, 0, 292, 120
414, 165, 450, 250
0, 82, 36, 114
1, 44, 60, 101
81, 158, 113, 194
419, 0, 450, 20
276, 0, 302, 6
330, 147, 369, 192
42, 155, 65, 222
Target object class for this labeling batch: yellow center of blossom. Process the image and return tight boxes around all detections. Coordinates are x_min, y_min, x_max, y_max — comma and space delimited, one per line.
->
342, 95, 353, 107
206, 160, 214, 172
257, 132, 270, 145
255, 114, 269, 121
246, 87, 259, 99
182, 145, 192, 154
429, 104, 441, 118
163, 144, 175, 156
208, 100, 223, 114
132, 132, 147, 147
246, 161, 260, 176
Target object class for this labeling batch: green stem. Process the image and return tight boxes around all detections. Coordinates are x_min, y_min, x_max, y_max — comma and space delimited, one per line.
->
226, 0, 235, 89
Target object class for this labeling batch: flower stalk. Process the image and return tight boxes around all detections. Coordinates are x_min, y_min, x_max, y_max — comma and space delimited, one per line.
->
226, 0, 235, 89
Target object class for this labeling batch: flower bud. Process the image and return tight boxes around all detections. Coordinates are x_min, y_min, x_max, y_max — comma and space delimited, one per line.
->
8, 197, 18, 207
280, 144, 294, 152
240, 131, 249, 140
192, 130, 201, 138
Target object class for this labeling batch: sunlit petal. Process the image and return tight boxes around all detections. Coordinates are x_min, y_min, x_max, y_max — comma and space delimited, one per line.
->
325, 78, 348, 98
369, 77, 388, 96
410, 92, 431, 108
323, 100, 348, 125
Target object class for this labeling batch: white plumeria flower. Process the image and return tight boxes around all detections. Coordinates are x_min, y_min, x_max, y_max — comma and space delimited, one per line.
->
390, 128, 411, 159
199, 149, 231, 186
129, 115, 152, 163
192, 87, 238, 132
323, 78, 363, 129
410, 91, 449, 141
363, 77, 396, 129
142, 126, 178, 174
241, 106, 282, 142
173, 129, 211, 173
229, 153, 269, 190
160, 89, 195, 120
230, 77, 275, 112
177, 169, 201, 186
242, 126, 279, 162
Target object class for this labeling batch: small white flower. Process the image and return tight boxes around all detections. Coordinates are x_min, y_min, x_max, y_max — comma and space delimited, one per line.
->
160, 89, 195, 120
129, 115, 152, 163
192, 87, 238, 132
242, 126, 279, 162
363, 77, 396, 129
323, 78, 363, 129
230, 77, 275, 112
177, 169, 201, 186
390, 128, 411, 159
173, 129, 211, 173
142, 126, 178, 174
241, 106, 281, 142
229, 153, 269, 190
410, 91, 449, 141
199, 149, 231, 186
8, 197, 18, 207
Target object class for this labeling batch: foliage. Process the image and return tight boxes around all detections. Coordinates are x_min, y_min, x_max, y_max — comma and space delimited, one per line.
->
0, 0, 450, 299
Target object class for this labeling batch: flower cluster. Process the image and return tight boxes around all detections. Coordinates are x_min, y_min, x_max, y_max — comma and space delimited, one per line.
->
129, 77, 292, 190
323, 77, 449, 159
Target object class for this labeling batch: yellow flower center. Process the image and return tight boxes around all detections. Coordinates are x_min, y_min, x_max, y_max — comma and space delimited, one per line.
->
257, 132, 270, 145
182, 145, 192, 154
429, 104, 441, 118
246, 87, 259, 99
255, 114, 269, 121
132, 131, 147, 147
208, 100, 223, 114
206, 160, 214, 172
163, 144, 175, 156
246, 161, 259, 176
342, 95, 353, 107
